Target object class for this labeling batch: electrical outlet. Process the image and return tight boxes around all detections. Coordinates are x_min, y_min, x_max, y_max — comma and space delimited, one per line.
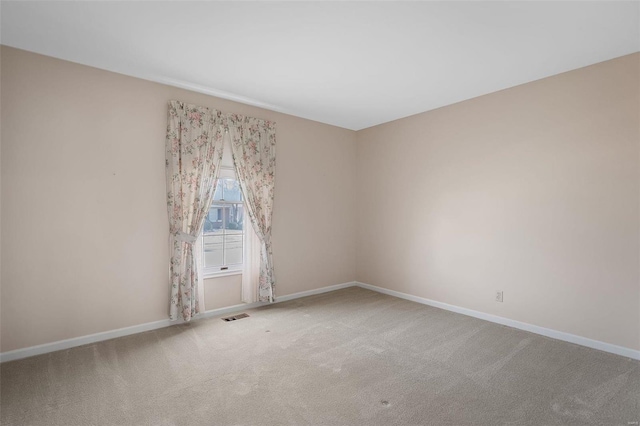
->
495, 291, 503, 303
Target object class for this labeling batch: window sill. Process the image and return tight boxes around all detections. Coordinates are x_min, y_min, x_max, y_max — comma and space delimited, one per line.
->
202, 270, 243, 280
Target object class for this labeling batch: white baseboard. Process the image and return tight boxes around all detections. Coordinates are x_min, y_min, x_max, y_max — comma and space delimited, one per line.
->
4, 280, 637, 362
355, 281, 640, 361
0, 281, 357, 363
276, 281, 356, 302
0, 318, 178, 363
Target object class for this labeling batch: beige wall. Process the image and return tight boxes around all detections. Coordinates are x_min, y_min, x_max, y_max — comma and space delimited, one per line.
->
356, 53, 640, 351
2, 46, 638, 354
0, 46, 357, 352
203, 275, 242, 311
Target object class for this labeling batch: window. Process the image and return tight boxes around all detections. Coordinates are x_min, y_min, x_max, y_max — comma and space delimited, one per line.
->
202, 176, 244, 275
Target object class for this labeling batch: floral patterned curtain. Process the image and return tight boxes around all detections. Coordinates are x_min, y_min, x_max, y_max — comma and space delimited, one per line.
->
228, 115, 277, 302
165, 100, 224, 321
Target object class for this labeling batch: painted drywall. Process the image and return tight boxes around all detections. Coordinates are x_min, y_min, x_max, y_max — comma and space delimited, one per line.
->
0, 46, 357, 352
2, 45, 638, 355
0, 47, 3, 353
356, 53, 640, 351
204, 275, 242, 311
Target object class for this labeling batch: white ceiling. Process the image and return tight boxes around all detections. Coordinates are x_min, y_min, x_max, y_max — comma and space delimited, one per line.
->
1, 1, 638, 130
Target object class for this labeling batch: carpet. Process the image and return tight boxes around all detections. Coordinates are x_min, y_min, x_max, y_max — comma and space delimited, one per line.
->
1, 286, 638, 425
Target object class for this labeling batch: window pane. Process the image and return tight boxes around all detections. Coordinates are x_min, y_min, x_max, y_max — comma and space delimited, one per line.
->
221, 179, 242, 202
224, 204, 244, 231
203, 234, 223, 268
204, 204, 225, 232
224, 234, 243, 265
204, 178, 244, 271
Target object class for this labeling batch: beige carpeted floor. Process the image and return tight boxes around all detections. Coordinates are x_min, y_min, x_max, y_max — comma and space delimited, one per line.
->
1, 287, 638, 425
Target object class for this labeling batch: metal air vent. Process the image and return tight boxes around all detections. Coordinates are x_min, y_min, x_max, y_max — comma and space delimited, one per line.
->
222, 313, 250, 322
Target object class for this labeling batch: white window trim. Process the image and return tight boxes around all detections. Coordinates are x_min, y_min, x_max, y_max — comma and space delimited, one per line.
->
202, 268, 242, 280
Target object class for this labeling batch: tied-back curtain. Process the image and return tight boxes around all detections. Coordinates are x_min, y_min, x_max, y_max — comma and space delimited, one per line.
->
166, 100, 224, 321
228, 115, 277, 302
241, 221, 262, 303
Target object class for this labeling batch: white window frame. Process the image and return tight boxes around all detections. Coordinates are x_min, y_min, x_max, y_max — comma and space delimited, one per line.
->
202, 170, 244, 278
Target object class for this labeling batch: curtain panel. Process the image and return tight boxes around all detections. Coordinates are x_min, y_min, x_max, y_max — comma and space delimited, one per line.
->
228, 115, 277, 303
165, 100, 277, 320
165, 100, 224, 321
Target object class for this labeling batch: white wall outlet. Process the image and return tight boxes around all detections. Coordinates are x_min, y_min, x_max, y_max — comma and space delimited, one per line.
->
495, 291, 504, 302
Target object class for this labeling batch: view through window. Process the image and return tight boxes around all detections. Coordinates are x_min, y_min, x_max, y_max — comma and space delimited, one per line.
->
203, 178, 244, 273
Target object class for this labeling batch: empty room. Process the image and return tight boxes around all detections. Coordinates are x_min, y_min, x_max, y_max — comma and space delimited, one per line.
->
0, 1, 638, 425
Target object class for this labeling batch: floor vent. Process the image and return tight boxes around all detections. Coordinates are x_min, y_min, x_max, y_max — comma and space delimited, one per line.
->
222, 313, 250, 322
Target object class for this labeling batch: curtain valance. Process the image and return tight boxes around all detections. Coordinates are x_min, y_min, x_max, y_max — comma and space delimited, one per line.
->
169, 100, 276, 133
